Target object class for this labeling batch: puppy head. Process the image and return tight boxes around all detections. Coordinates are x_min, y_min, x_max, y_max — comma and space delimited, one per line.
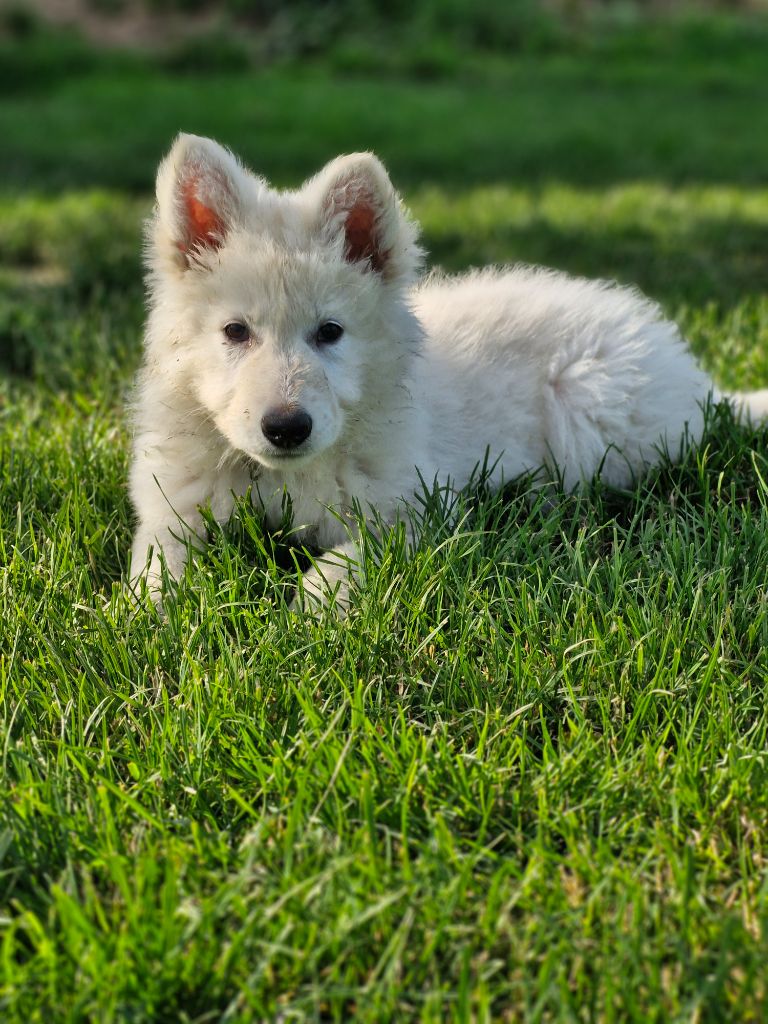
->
147, 134, 422, 469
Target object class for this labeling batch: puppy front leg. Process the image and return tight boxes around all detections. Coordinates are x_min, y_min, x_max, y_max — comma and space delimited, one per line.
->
130, 477, 212, 597
293, 516, 414, 615
129, 424, 228, 600
295, 539, 361, 615
130, 513, 203, 595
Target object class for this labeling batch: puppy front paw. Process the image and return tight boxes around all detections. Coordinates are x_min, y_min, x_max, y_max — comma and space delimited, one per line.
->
290, 555, 355, 617
129, 533, 189, 607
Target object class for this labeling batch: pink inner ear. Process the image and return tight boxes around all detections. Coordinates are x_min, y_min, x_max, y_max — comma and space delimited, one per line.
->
178, 176, 226, 253
344, 201, 386, 273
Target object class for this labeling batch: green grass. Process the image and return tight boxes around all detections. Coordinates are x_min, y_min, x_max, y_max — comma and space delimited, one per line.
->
5, 55, 768, 193
2, 14, 768, 1022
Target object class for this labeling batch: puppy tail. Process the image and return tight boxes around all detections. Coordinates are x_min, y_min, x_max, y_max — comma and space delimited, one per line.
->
729, 388, 768, 423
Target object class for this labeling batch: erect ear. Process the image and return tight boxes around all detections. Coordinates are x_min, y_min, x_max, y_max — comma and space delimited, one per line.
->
151, 133, 253, 271
307, 153, 421, 283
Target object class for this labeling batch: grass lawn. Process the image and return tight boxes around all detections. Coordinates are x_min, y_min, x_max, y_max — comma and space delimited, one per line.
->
1, 13, 768, 1022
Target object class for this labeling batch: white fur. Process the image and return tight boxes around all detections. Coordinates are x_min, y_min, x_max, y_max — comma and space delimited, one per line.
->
129, 133, 758, 608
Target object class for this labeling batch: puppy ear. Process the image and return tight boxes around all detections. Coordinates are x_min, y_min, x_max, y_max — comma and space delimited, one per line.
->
307, 153, 421, 283
152, 133, 252, 270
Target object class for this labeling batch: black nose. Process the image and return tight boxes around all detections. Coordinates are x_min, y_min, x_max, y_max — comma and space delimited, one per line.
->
261, 408, 313, 449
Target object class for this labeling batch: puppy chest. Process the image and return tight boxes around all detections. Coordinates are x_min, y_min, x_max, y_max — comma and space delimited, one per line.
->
252, 471, 353, 549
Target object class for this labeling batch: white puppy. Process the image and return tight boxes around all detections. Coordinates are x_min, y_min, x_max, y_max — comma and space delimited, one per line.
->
129, 133, 766, 607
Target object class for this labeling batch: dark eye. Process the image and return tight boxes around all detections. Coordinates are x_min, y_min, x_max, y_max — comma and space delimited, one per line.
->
223, 321, 250, 344
316, 321, 344, 345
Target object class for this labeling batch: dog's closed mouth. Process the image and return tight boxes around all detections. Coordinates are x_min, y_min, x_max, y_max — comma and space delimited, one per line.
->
257, 447, 315, 465
243, 449, 311, 474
